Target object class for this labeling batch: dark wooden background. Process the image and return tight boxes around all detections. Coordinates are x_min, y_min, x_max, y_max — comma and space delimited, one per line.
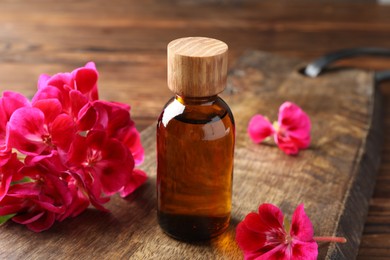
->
0, 0, 389, 258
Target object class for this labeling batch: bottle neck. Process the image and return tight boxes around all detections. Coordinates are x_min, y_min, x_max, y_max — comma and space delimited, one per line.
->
175, 95, 218, 105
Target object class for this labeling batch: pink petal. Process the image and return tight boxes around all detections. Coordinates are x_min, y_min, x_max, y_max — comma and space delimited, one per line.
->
86, 130, 106, 148
257, 203, 284, 230
79, 170, 109, 212
95, 138, 135, 195
119, 169, 147, 197
34, 199, 64, 214
0, 169, 12, 201
0, 91, 31, 142
72, 67, 98, 94
0, 153, 24, 200
47, 72, 72, 90
77, 103, 97, 131
105, 105, 132, 133
43, 173, 72, 207
7, 183, 40, 197
236, 204, 286, 256
57, 183, 89, 221
117, 125, 144, 165
243, 251, 262, 260
51, 114, 76, 151
26, 211, 56, 232
285, 117, 311, 149
0, 150, 12, 167
278, 102, 306, 127
290, 240, 318, 260
1, 91, 31, 118
84, 61, 97, 70
90, 101, 110, 130
255, 244, 290, 260
24, 150, 57, 166
290, 204, 315, 242
278, 102, 310, 129
32, 86, 63, 104
0, 203, 24, 215
274, 135, 300, 155
242, 212, 267, 233
7, 107, 48, 155
45, 73, 75, 111
13, 211, 45, 225
33, 98, 62, 123
83, 62, 99, 100
236, 216, 267, 253
287, 131, 311, 149
0, 149, 12, 166
90, 100, 131, 132
0, 111, 7, 143
67, 135, 88, 166
33, 150, 66, 171
248, 115, 274, 143
83, 176, 110, 211
69, 90, 88, 119
89, 86, 99, 101
37, 74, 51, 89
89, 197, 110, 212
277, 102, 311, 151
98, 160, 130, 195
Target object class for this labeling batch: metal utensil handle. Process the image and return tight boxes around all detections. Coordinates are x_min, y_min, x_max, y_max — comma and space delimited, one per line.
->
304, 47, 390, 82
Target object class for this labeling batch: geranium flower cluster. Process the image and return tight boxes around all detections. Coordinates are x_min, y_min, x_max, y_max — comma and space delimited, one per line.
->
0, 62, 147, 232
248, 102, 311, 155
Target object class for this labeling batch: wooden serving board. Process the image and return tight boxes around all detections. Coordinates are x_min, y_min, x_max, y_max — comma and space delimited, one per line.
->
0, 51, 382, 259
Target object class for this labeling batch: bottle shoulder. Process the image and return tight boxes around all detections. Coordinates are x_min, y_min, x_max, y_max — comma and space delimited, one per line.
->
158, 96, 234, 127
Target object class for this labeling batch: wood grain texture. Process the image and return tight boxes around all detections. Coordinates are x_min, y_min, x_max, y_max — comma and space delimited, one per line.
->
0, 0, 389, 259
0, 51, 381, 259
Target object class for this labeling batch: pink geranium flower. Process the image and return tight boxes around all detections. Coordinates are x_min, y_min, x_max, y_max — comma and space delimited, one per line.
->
32, 62, 98, 118
69, 131, 133, 191
236, 203, 347, 260
0, 62, 146, 231
236, 204, 318, 260
0, 161, 72, 232
7, 105, 75, 156
248, 102, 311, 155
78, 100, 144, 165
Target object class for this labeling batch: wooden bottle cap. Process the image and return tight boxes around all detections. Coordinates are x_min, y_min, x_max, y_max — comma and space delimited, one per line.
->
167, 37, 228, 97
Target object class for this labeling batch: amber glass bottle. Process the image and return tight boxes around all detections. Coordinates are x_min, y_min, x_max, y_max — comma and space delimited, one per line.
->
157, 37, 235, 241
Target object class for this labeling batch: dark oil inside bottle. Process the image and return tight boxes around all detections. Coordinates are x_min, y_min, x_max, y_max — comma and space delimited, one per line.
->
157, 95, 235, 241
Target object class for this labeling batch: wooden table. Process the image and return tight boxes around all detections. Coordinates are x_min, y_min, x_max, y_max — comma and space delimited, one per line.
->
0, 0, 389, 258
